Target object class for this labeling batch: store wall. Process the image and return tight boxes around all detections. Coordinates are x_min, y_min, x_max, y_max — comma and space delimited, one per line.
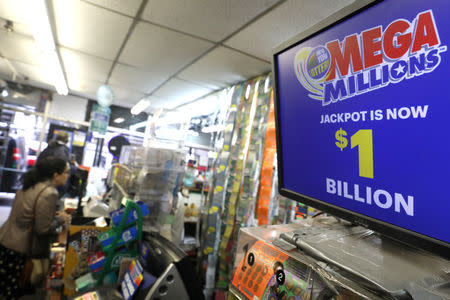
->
50, 93, 88, 123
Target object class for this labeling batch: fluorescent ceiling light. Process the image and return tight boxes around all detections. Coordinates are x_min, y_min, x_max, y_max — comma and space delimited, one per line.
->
28, 0, 68, 95
131, 98, 150, 115
114, 117, 125, 124
1, 89, 8, 97
46, 51, 68, 95
202, 124, 225, 133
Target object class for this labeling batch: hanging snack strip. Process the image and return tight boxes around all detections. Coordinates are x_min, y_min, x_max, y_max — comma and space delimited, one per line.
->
202, 84, 244, 256
217, 79, 260, 289
237, 76, 272, 227
220, 77, 272, 287
202, 85, 247, 295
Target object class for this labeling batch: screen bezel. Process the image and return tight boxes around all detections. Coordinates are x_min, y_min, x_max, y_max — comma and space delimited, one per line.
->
272, 0, 450, 259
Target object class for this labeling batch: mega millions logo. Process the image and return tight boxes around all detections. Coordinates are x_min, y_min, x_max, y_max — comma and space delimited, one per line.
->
294, 10, 447, 106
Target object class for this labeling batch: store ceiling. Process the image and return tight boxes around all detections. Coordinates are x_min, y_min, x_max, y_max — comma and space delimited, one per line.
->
0, 0, 353, 113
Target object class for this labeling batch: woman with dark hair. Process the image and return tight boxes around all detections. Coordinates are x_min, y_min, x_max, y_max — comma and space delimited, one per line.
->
0, 156, 71, 300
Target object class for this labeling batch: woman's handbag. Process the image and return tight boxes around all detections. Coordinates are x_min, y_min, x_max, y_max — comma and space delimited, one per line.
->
18, 185, 51, 289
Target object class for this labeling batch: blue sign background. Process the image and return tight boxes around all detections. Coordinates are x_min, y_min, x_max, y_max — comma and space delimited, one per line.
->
276, 0, 450, 244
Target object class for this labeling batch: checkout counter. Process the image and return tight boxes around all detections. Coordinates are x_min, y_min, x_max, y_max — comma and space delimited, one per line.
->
52, 213, 204, 300
53, 144, 198, 299
64, 228, 204, 300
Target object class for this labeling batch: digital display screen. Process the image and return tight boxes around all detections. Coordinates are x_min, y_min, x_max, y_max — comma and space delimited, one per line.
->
274, 0, 450, 247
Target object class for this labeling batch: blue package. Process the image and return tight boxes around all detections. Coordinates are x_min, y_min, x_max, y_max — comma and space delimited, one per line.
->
138, 271, 157, 291
110, 201, 149, 227
100, 226, 138, 251
121, 259, 144, 300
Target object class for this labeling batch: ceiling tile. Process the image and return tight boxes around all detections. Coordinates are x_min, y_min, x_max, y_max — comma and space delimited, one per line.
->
52, 0, 133, 60
178, 46, 270, 89
0, 59, 13, 79
0, 31, 43, 66
142, 0, 279, 42
0, 0, 30, 26
145, 96, 166, 111
224, 0, 355, 61
109, 85, 145, 107
119, 21, 214, 78
0, 0, 33, 36
12, 60, 54, 86
60, 47, 111, 83
177, 93, 222, 117
83, 0, 142, 17
152, 78, 213, 110
0, 18, 32, 37
109, 63, 168, 94
66, 75, 101, 99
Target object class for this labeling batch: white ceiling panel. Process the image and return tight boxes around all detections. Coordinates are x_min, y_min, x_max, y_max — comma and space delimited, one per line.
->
83, 0, 142, 17
178, 46, 270, 90
0, 58, 13, 79
224, 0, 355, 61
0, 31, 43, 66
12, 60, 54, 86
0, 0, 33, 37
142, 0, 279, 42
144, 96, 166, 111
0, 18, 32, 37
52, 0, 133, 60
0, 0, 30, 25
66, 75, 101, 99
119, 22, 213, 78
60, 47, 111, 83
178, 93, 222, 117
109, 85, 145, 108
109, 63, 167, 94
152, 78, 213, 110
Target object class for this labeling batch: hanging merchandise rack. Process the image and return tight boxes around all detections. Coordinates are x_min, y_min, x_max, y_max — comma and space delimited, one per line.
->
95, 200, 144, 286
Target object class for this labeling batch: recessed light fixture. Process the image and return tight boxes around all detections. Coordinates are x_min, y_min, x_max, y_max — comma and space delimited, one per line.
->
1, 89, 8, 97
114, 117, 125, 124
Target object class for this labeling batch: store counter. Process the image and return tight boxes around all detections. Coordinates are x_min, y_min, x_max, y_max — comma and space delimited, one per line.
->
229, 217, 450, 300
59, 221, 204, 300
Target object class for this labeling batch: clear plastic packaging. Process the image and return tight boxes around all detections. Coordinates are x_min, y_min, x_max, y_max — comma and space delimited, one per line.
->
119, 145, 186, 231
